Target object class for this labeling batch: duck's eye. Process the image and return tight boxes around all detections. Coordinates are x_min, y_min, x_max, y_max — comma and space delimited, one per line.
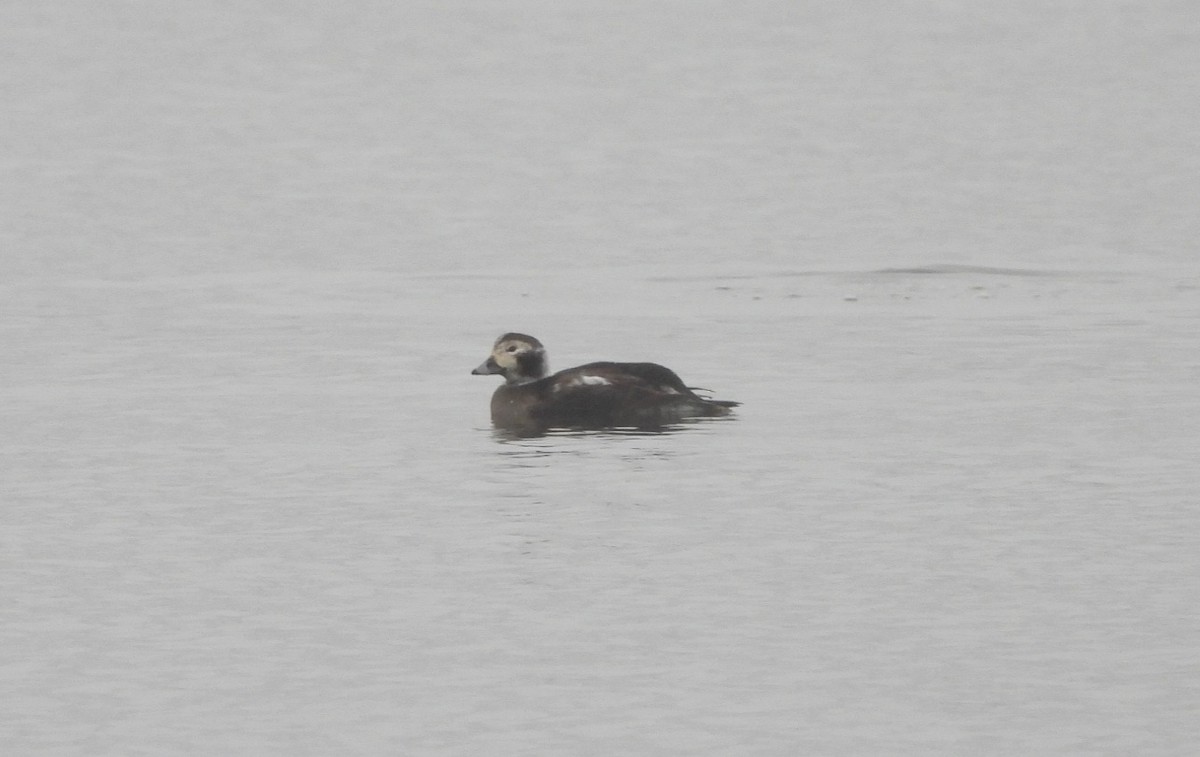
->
506, 345, 518, 353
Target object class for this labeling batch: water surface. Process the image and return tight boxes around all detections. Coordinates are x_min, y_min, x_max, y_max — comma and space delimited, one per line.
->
3, 2, 1199, 755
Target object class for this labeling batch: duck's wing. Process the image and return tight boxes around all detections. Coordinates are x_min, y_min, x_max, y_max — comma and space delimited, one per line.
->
562, 361, 691, 394
591, 362, 740, 407
534, 363, 736, 429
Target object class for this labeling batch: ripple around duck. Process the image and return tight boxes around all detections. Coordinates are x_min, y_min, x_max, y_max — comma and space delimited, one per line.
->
484, 415, 740, 442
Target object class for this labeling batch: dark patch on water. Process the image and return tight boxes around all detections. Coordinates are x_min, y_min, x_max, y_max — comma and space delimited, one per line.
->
872, 264, 1055, 277
650, 264, 1069, 283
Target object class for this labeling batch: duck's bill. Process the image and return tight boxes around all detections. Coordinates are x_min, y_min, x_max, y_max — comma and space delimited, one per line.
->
471, 357, 502, 375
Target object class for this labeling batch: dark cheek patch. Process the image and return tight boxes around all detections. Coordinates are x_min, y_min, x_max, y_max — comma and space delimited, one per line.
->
517, 351, 545, 376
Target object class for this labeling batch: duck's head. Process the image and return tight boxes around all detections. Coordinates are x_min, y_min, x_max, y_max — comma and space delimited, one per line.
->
471, 333, 549, 385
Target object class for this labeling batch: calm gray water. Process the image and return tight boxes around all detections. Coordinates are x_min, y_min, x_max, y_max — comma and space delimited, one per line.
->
3, 2, 1199, 755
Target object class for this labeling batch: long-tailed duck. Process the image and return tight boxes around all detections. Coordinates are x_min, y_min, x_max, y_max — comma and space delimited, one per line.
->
471, 333, 739, 433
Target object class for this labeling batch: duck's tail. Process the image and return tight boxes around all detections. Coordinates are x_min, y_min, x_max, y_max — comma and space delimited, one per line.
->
686, 386, 740, 411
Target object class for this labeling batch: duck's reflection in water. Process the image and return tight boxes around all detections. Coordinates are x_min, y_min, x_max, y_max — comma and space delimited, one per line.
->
486, 414, 737, 444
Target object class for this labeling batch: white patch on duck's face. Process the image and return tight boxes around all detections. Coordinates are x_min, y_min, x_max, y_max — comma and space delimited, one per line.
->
492, 339, 538, 371
555, 374, 611, 391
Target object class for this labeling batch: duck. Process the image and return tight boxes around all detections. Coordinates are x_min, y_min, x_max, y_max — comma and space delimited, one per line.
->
471, 333, 739, 433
